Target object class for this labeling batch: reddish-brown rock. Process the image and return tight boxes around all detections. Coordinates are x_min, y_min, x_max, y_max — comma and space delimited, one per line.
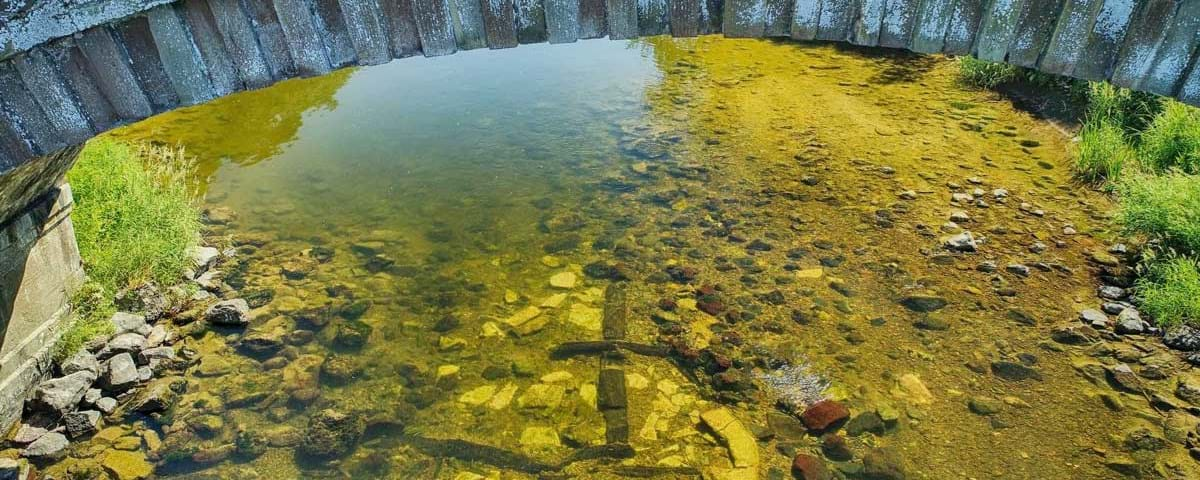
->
800, 400, 849, 432
792, 453, 831, 480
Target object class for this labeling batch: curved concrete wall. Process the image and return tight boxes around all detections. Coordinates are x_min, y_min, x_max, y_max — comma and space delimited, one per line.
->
0, 0, 1198, 220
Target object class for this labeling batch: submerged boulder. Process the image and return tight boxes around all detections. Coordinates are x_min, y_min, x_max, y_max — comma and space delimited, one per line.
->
300, 409, 365, 459
205, 299, 250, 327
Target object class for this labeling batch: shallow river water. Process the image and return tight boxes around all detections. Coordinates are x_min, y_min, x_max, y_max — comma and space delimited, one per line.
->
85, 37, 1200, 479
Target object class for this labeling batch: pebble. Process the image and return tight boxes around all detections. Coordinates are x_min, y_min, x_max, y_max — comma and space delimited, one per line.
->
549, 271, 578, 289
943, 232, 977, 252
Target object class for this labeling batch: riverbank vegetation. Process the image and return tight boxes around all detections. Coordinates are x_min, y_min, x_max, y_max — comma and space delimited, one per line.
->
958, 57, 1200, 328
57, 139, 201, 359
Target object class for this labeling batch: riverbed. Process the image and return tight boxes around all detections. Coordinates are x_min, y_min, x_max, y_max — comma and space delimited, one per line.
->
76, 36, 1199, 479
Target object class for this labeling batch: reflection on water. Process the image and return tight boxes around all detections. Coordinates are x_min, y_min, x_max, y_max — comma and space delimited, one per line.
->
90, 37, 1199, 479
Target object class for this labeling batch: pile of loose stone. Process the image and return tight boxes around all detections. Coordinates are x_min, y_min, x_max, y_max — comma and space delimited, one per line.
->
3, 244, 251, 479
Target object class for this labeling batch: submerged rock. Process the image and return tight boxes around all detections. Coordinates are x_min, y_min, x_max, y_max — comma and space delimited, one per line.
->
792, 453, 831, 480
990, 361, 1041, 381
943, 232, 977, 252
101, 450, 154, 480
800, 400, 849, 432
899, 295, 948, 313
205, 299, 250, 326
862, 447, 907, 480
300, 409, 365, 459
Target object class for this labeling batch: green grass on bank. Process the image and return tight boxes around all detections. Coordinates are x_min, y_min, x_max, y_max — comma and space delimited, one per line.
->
56, 139, 201, 359
1075, 122, 1133, 183
958, 57, 1200, 328
957, 56, 1020, 89
1135, 255, 1200, 327
1117, 172, 1200, 254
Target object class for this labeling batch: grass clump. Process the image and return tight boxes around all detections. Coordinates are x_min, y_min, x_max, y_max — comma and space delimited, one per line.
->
1075, 122, 1134, 183
57, 139, 200, 359
1085, 82, 1163, 139
68, 139, 200, 291
1139, 102, 1200, 174
956, 57, 1020, 89
1117, 172, 1200, 254
1135, 255, 1200, 327
54, 283, 115, 360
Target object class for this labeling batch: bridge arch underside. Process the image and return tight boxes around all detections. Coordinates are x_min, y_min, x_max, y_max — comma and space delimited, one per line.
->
1, 0, 1199, 221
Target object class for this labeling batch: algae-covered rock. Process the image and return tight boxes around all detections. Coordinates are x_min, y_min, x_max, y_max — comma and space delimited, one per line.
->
300, 409, 365, 459
101, 450, 154, 480
333, 320, 372, 349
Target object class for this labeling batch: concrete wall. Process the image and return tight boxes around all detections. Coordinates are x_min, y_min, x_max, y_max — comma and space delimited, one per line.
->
0, 175, 84, 430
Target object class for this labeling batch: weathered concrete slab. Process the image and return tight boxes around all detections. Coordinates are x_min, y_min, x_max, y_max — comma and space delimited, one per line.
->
607, 0, 639, 39
545, 0, 582, 43
816, 0, 855, 42
853, 0, 885, 46
1110, 0, 1175, 89
880, 0, 919, 49
515, 0, 548, 43
240, 0, 297, 79
725, 0, 766, 38
449, 0, 488, 50
0, 1, 178, 55
75, 27, 154, 121
944, 0, 986, 55
180, 0, 240, 96
0, 119, 30, 168
146, 4, 215, 106
204, 0, 274, 89
579, 0, 607, 38
273, 0, 335, 75
700, 0, 722, 34
413, 0, 459, 55
0, 59, 67, 154
114, 16, 181, 112
480, 0, 519, 48
1182, 62, 1200, 106
790, 0, 820, 41
339, 0, 393, 65
1073, 0, 1135, 80
763, 0, 792, 37
639, 0, 669, 36
669, 0, 701, 37
1007, 0, 1065, 68
1141, 2, 1200, 96
0, 182, 84, 432
12, 50, 94, 144
1039, 0, 1104, 76
313, 0, 360, 67
47, 39, 119, 133
380, 0, 424, 57
911, 0, 953, 53
976, 0, 1028, 62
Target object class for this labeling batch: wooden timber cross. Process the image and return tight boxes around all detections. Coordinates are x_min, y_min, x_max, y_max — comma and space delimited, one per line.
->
390, 282, 702, 477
